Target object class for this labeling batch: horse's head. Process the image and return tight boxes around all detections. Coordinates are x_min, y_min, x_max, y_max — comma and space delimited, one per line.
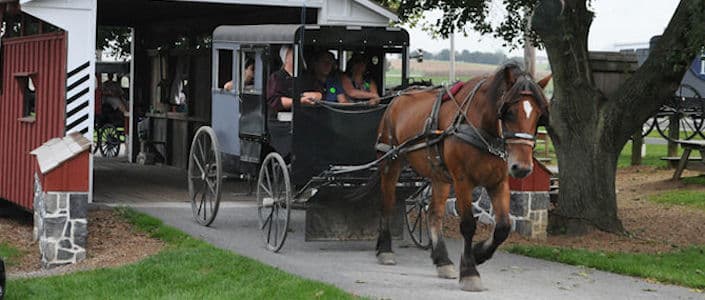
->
490, 63, 551, 178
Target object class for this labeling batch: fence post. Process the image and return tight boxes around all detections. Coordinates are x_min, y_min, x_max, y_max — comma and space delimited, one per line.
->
631, 132, 643, 166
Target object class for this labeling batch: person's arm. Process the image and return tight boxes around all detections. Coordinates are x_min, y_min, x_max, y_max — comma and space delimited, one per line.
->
301, 92, 322, 105
341, 74, 379, 100
366, 81, 381, 105
266, 73, 289, 111
118, 99, 129, 114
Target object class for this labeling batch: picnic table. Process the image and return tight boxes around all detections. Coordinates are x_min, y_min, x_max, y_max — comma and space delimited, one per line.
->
670, 140, 705, 180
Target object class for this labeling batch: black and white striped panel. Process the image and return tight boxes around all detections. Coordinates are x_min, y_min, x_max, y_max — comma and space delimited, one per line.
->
65, 61, 91, 136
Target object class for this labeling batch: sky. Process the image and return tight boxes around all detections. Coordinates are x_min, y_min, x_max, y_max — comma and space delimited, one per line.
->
402, 0, 680, 56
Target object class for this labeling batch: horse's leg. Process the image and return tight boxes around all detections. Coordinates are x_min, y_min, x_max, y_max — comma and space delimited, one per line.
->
473, 180, 512, 265
454, 180, 485, 292
376, 159, 402, 265
427, 180, 456, 279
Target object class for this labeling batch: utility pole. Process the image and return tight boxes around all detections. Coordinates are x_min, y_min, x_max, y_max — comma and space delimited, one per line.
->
449, 32, 456, 83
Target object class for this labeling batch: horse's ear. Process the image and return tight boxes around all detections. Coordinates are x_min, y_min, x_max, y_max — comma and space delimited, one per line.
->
537, 74, 552, 89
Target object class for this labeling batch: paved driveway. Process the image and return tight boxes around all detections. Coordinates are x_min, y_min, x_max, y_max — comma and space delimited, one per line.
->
127, 202, 702, 300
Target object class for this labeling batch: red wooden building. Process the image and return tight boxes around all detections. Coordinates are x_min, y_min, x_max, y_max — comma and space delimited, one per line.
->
0, 31, 67, 210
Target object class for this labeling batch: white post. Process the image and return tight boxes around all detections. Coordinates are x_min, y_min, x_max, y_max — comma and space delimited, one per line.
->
449, 32, 456, 83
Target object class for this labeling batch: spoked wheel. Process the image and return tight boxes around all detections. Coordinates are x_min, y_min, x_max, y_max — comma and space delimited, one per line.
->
257, 152, 291, 253
640, 118, 656, 138
655, 111, 703, 141
188, 126, 222, 226
656, 84, 704, 141
99, 124, 121, 158
404, 183, 432, 250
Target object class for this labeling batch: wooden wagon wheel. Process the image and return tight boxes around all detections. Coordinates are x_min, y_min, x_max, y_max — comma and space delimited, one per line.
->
257, 152, 291, 252
188, 126, 222, 226
99, 124, 121, 158
655, 84, 703, 141
640, 118, 656, 138
404, 183, 432, 250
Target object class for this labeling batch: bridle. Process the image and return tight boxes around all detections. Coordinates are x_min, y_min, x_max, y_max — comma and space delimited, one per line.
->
498, 90, 540, 149
449, 75, 544, 158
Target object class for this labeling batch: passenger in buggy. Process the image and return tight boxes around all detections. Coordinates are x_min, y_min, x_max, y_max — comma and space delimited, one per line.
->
303, 50, 346, 103
341, 53, 380, 105
99, 79, 128, 126
224, 58, 255, 92
266, 45, 322, 115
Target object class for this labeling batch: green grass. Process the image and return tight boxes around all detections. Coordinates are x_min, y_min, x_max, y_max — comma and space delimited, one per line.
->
7, 208, 357, 300
682, 175, 705, 185
506, 245, 705, 289
0, 242, 23, 266
617, 142, 680, 168
649, 190, 705, 211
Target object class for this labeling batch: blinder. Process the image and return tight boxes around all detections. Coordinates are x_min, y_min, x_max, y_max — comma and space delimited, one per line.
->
497, 89, 542, 148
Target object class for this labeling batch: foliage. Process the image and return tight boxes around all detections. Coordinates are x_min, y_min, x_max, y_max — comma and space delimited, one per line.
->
506, 245, 705, 289
382, 0, 541, 48
7, 208, 357, 299
96, 26, 132, 60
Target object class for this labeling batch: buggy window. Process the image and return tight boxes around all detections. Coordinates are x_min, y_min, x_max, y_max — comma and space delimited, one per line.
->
215, 49, 234, 92
383, 53, 402, 92
240, 50, 263, 95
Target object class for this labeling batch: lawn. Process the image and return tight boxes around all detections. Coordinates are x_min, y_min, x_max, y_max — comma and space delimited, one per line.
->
506, 245, 705, 289
7, 208, 357, 300
649, 190, 705, 211
0, 242, 22, 266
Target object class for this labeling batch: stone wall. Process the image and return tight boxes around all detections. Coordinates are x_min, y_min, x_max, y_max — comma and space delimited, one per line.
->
473, 187, 549, 239
33, 174, 88, 269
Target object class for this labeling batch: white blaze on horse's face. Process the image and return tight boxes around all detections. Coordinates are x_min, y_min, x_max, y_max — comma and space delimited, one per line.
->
522, 100, 533, 119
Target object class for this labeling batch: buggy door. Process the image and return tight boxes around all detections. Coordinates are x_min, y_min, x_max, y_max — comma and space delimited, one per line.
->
238, 46, 267, 175
211, 44, 240, 170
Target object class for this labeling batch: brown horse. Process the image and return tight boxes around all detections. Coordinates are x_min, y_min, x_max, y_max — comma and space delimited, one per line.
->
374, 62, 551, 291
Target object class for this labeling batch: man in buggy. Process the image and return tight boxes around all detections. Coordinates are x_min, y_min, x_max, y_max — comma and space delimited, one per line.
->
98, 79, 128, 127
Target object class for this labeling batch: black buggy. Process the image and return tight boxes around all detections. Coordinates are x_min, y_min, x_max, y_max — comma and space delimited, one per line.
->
188, 24, 495, 252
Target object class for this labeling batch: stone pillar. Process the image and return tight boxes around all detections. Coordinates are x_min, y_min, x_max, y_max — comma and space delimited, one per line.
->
473, 187, 548, 239
510, 192, 549, 239
34, 174, 88, 269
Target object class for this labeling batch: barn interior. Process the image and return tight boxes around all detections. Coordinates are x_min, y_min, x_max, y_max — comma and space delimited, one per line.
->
96, 0, 317, 169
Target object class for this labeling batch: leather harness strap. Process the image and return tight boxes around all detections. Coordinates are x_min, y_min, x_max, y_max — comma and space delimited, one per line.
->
375, 76, 540, 170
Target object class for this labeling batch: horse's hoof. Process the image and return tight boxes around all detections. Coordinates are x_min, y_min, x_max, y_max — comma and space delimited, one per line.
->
460, 276, 486, 292
377, 252, 396, 265
436, 264, 457, 279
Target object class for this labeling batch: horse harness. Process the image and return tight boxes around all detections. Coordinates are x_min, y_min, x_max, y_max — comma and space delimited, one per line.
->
375, 77, 539, 179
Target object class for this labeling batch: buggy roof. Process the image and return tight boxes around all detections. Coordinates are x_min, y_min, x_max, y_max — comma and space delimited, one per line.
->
212, 25, 408, 47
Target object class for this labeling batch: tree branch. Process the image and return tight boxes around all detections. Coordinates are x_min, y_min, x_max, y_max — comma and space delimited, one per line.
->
609, 0, 705, 145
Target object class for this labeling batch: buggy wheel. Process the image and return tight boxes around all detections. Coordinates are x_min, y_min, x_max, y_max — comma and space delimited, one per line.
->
655, 112, 703, 141
640, 118, 655, 138
257, 152, 291, 253
656, 84, 704, 141
99, 124, 121, 158
404, 183, 432, 250
188, 126, 222, 226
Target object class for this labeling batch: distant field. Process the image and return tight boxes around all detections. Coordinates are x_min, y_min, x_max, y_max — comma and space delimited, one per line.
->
385, 59, 553, 96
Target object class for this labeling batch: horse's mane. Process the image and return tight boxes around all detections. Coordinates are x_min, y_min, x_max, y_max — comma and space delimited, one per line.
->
486, 61, 549, 115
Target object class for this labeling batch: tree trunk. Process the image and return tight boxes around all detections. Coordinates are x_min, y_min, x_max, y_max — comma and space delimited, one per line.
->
532, 0, 705, 233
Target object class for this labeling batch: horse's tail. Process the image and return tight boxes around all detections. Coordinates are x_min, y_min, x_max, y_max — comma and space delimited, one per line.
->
346, 166, 382, 202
